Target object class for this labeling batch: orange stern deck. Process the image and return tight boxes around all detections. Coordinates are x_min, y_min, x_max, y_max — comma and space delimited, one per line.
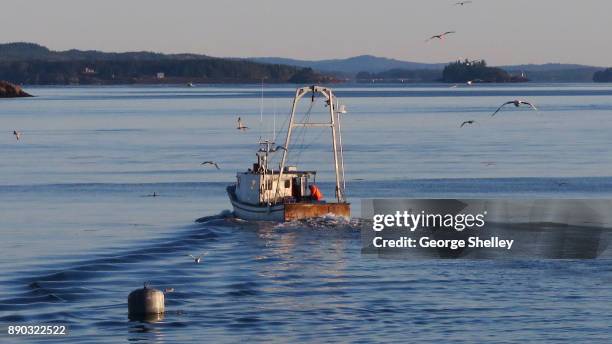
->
284, 203, 350, 221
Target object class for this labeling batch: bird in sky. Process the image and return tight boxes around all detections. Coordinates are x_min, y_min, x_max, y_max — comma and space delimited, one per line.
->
189, 253, 208, 264
426, 31, 456, 42
491, 100, 538, 117
13, 130, 21, 141
201, 161, 220, 169
460, 120, 477, 128
237, 117, 249, 131
455, 1, 473, 5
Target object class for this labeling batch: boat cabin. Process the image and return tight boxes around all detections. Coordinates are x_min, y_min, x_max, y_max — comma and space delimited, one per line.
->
235, 146, 317, 206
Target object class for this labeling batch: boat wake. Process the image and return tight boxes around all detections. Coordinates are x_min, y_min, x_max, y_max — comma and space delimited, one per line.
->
275, 214, 361, 230
0, 212, 235, 315
195, 209, 234, 223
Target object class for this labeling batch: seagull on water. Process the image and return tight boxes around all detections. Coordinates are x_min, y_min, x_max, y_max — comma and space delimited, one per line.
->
13, 130, 21, 141
491, 100, 538, 117
237, 117, 249, 131
426, 31, 456, 42
460, 120, 477, 128
455, 1, 473, 5
189, 253, 208, 264
163, 288, 175, 293
201, 161, 220, 169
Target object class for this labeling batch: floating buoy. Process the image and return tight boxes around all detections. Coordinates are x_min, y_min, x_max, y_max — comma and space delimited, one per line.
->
128, 283, 164, 320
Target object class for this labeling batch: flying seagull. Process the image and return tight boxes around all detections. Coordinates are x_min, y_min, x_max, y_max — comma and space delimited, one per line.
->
13, 130, 21, 141
491, 100, 538, 117
455, 1, 473, 5
189, 253, 208, 264
237, 117, 249, 131
460, 120, 477, 128
201, 161, 220, 169
271, 145, 287, 152
426, 31, 456, 42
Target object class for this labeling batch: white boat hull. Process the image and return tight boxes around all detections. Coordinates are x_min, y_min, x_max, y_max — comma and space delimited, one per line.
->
227, 186, 284, 221
227, 185, 351, 222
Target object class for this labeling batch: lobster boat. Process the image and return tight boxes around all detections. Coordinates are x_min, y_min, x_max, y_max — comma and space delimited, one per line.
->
227, 86, 350, 221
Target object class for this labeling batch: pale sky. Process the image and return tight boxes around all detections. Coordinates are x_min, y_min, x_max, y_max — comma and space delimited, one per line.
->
2, 0, 611, 66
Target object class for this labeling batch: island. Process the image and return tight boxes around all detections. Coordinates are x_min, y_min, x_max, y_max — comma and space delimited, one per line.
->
442, 60, 529, 83
593, 68, 612, 82
0, 80, 32, 98
355, 60, 531, 84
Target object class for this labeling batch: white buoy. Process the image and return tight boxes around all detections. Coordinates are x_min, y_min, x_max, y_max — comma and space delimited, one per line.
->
128, 283, 164, 320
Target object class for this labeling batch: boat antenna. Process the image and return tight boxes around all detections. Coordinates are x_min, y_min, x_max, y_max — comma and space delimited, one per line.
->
273, 98, 277, 142
259, 78, 264, 141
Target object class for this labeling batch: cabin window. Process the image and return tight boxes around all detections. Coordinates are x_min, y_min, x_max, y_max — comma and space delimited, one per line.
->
266, 180, 273, 190
285, 180, 290, 189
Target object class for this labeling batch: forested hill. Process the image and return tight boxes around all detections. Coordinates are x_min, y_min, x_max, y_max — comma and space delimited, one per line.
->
0, 43, 333, 84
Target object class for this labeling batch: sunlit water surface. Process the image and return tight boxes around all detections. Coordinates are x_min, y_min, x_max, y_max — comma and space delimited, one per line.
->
1, 84, 612, 343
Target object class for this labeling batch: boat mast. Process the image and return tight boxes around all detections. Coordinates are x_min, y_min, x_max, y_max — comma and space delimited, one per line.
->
276, 88, 300, 199
336, 98, 346, 194
328, 89, 343, 203
277, 86, 345, 203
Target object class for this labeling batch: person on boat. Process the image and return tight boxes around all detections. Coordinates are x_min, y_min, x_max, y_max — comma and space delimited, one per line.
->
309, 184, 324, 202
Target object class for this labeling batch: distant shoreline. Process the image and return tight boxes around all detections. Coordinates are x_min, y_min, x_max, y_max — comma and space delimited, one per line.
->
1, 43, 608, 85
16, 81, 604, 87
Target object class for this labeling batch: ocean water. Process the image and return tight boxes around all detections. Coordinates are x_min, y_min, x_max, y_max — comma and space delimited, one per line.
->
1, 84, 612, 343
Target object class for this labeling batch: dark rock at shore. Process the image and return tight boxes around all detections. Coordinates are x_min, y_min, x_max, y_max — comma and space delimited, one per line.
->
0, 81, 32, 98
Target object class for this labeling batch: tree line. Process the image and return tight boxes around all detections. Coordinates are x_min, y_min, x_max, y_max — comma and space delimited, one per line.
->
0, 59, 332, 85
442, 60, 528, 83
593, 68, 612, 82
